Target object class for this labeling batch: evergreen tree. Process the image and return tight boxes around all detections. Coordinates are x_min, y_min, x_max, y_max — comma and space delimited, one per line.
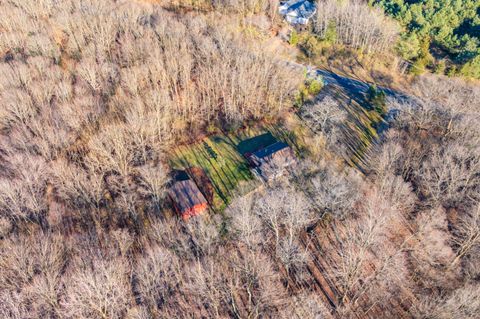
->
372, 0, 480, 78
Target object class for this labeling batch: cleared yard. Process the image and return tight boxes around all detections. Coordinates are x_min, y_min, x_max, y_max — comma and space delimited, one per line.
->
169, 122, 306, 211
169, 129, 260, 211
300, 85, 384, 170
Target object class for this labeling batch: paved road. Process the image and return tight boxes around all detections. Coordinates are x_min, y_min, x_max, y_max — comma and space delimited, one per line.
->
285, 60, 412, 102
312, 68, 411, 102
284, 61, 420, 138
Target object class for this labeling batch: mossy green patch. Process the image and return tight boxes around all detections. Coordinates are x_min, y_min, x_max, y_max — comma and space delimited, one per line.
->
169, 129, 262, 211
169, 122, 307, 211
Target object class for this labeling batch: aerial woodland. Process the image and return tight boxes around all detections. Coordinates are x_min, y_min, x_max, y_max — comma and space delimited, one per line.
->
0, 0, 479, 318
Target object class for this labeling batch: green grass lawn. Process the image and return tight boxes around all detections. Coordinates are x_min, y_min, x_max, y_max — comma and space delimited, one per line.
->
169, 122, 307, 211
308, 85, 382, 169
169, 128, 263, 211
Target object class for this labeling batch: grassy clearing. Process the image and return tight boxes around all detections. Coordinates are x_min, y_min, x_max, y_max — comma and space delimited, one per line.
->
170, 136, 251, 211
169, 120, 308, 211
169, 128, 264, 211
325, 85, 382, 169
296, 84, 384, 170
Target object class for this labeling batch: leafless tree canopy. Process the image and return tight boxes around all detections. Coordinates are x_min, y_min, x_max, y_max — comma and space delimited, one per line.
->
0, 0, 301, 225
0, 1, 479, 318
315, 0, 399, 52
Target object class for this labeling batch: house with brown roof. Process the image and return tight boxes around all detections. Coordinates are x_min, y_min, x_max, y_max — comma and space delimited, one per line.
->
248, 141, 296, 181
168, 178, 208, 220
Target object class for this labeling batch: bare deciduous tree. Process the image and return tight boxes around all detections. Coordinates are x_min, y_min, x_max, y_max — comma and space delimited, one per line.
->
0, 155, 47, 221
228, 250, 289, 317
228, 194, 262, 248
50, 159, 105, 210
310, 166, 361, 219
256, 184, 313, 245
0, 233, 67, 318
413, 284, 480, 319
61, 258, 132, 319
137, 164, 169, 211
286, 292, 332, 319
134, 246, 182, 313
450, 203, 480, 268
315, 0, 399, 53
420, 144, 480, 208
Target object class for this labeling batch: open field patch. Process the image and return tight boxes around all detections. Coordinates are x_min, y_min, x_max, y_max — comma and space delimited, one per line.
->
168, 120, 308, 211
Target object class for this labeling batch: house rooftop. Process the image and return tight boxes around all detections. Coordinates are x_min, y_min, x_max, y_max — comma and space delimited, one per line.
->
279, 0, 317, 25
249, 141, 297, 181
168, 179, 208, 219
251, 141, 290, 159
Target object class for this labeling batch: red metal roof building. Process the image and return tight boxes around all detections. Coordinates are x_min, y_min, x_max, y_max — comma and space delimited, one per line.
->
168, 179, 208, 220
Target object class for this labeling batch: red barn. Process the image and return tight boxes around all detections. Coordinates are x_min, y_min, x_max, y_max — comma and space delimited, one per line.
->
168, 179, 208, 220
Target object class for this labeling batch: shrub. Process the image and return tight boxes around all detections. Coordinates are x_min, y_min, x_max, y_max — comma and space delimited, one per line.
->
307, 78, 323, 96
460, 55, 480, 79
289, 30, 299, 46
367, 84, 387, 116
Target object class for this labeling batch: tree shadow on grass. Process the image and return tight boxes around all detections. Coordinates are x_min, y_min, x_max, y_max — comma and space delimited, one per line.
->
172, 147, 228, 206
323, 86, 381, 171
171, 132, 260, 210
193, 145, 230, 204
211, 140, 253, 182
265, 124, 305, 155
236, 132, 277, 155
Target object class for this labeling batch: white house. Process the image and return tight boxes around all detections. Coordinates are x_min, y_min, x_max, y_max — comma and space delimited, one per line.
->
279, 0, 317, 25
